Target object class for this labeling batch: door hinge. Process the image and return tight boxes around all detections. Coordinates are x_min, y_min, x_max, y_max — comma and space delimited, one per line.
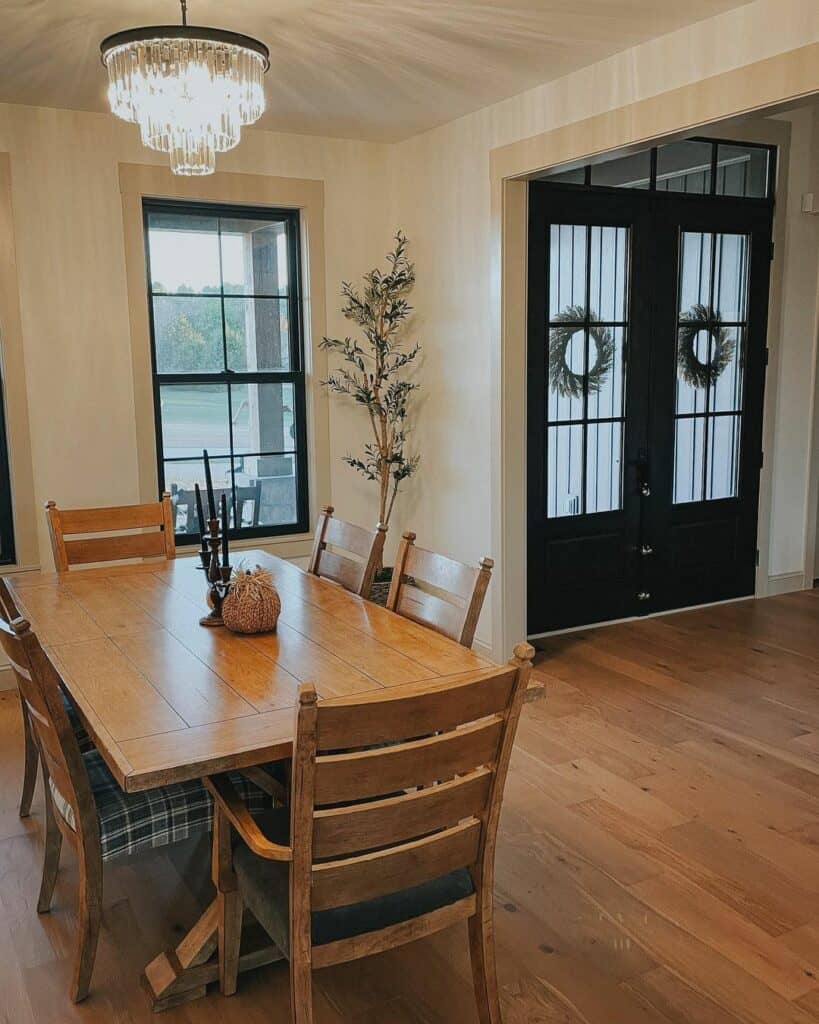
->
760, 450, 764, 469
769, 240, 775, 262
764, 347, 770, 367
755, 548, 760, 567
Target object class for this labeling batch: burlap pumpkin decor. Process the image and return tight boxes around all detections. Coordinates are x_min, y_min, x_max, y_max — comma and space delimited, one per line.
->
222, 565, 281, 635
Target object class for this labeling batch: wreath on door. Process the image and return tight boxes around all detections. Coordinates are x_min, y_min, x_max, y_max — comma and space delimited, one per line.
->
677, 303, 735, 390
549, 305, 615, 399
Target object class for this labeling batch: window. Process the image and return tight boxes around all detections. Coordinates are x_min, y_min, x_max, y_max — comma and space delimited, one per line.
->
0, 357, 14, 564
144, 200, 308, 543
542, 138, 775, 200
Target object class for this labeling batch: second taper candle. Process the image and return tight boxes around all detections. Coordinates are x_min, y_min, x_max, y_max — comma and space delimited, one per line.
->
220, 492, 230, 568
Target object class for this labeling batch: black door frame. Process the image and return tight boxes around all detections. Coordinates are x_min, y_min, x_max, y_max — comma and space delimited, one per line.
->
527, 142, 776, 635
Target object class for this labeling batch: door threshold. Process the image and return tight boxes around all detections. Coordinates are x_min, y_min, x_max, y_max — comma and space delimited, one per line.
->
528, 592, 756, 641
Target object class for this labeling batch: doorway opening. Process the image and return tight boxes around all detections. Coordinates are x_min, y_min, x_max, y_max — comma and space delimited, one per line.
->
526, 137, 777, 634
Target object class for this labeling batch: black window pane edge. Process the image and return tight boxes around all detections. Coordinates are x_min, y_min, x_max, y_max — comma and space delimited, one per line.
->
0, 371, 15, 565
143, 198, 309, 544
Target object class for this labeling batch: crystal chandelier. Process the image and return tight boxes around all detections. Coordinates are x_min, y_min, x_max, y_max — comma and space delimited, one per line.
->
100, 1, 269, 176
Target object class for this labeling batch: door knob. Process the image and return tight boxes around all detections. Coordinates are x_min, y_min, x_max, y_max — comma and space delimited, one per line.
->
640, 483, 651, 497
637, 591, 651, 601
641, 544, 654, 556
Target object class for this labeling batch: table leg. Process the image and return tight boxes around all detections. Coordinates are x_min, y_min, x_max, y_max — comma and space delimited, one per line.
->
143, 900, 284, 1011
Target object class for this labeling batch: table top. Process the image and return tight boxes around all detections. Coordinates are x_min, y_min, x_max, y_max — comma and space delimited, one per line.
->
8, 551, 493, 792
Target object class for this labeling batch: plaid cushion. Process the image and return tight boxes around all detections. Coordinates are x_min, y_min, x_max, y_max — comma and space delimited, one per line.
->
60, 690, 94, 753
49, 751, 278, 862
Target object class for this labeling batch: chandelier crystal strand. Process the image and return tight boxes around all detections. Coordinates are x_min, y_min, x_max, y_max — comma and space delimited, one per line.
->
101, 3, 268, 175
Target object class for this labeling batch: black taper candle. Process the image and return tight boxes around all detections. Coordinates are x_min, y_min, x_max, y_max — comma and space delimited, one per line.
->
194, 482, 206, 542
221, 492, 230, 568
203, 449, 216, 519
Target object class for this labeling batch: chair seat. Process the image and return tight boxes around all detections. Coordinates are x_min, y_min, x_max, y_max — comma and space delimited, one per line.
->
233, 808, 475, 951
49, 752, 281, 862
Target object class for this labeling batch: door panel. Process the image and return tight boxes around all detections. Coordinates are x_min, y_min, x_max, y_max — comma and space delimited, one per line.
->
645, 199, 773, 614
527, 189, 649, 633
528, 184, 773, 635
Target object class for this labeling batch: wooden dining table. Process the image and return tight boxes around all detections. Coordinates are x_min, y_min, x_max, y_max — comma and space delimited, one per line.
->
7, 548, 497, 1009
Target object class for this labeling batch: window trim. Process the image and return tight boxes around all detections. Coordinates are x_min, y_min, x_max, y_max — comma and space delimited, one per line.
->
142, 198, 309, 543
119, 163, 330, 560
0, 152, 37, 572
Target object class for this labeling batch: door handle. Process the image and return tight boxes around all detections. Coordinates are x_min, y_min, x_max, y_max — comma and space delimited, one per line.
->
640, 544, 654, 556
637, 591, 651, 601
640, 483, 651, 497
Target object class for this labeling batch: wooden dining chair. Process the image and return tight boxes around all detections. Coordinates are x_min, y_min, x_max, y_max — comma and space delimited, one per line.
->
386, 531, 493, 648
206, 643, 534, 1023
0, 595, 274, 1003
0, 578, 93, 821
45, 493, 176, 572
307, 505, 386, 598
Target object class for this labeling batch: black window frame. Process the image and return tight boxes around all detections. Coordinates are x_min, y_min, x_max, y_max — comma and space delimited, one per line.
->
0, 356, 14, 565
143, 197, 309, 546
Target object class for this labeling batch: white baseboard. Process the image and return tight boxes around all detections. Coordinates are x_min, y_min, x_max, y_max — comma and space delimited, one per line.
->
767, 571, 806, 596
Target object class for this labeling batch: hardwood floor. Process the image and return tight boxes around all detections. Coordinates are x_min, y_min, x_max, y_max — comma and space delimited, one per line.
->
1, 590, 819, 1022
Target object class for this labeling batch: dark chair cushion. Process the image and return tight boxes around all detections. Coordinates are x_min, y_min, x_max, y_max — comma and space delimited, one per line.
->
49, 752, 283, 862
233, 808, 475, 952
60, 689, 94, 752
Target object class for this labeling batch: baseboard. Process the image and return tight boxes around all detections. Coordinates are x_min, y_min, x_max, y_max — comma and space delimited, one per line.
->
767, 571, 806, 596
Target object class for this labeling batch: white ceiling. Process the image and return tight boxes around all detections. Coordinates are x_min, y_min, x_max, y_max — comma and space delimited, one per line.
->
0, 1, 752, 142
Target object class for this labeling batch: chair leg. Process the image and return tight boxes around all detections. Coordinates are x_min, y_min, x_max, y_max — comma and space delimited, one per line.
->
290, 957, 313, 1024
217, 889, 243, 997
36, 794, 62, 913
19, 699, 38, 818
71, 843, 102, 1003
469, 910, 503, 1024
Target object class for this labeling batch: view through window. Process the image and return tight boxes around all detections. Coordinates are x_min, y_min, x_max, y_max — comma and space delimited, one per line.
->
143, 201, 308, 542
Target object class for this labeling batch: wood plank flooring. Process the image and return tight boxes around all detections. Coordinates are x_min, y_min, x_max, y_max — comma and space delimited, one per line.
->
1, 590, 818, 1022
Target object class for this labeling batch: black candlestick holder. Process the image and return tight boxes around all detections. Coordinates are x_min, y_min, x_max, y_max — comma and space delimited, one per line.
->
199, 517, 232, 628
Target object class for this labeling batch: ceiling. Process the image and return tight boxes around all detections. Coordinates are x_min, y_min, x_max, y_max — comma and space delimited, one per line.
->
0, 1, 752, 142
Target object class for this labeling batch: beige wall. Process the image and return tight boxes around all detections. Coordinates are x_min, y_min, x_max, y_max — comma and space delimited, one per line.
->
0, 103, 391, 571
387, 0, 819, 649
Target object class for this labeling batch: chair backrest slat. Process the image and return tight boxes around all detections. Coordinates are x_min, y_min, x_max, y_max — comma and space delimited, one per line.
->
311, 820, 482, 911
314, 715, 504, 804
59, 502, 165, 533
316, 668, 516, 750
64, 531, 167, 567
0, 578, 98, 843
404, 544, 479, 601
386, 532, 493, 648
307, 505, 386, 598
394, 583, 466, 640
286, 644, 534, 962
313, 767, 492, 859
46, 494, 176, 572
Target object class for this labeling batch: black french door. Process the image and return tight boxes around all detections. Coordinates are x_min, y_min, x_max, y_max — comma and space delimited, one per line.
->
527, 181, 774, 634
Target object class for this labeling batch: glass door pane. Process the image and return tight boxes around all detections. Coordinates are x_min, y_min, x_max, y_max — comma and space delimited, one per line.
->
673, 231, 749, 504
546, 223, 629, 517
